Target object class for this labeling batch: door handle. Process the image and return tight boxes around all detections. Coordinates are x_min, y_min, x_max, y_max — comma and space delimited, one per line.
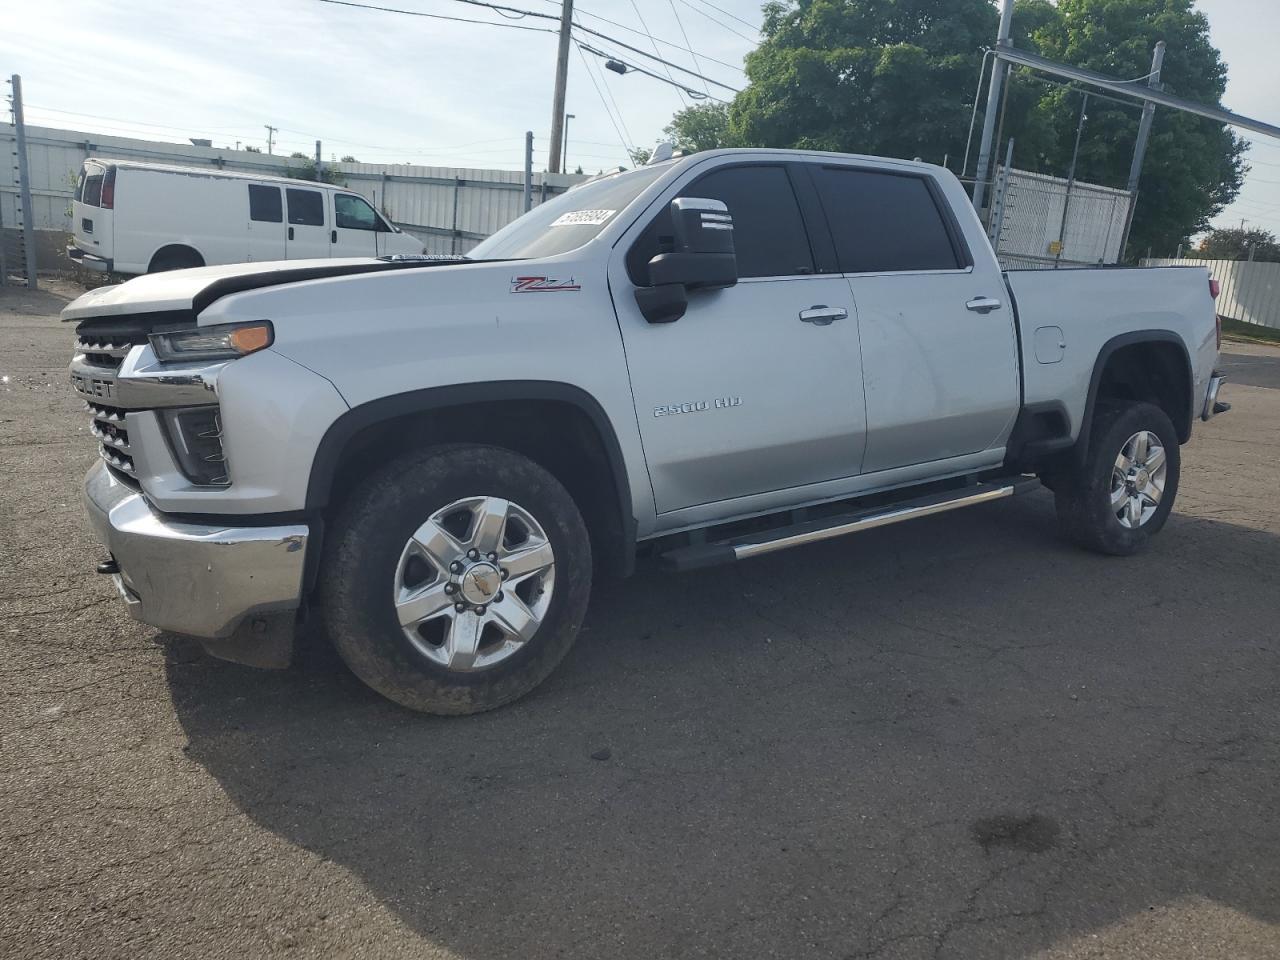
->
965, 296, 1002, 314
331, 229, 338, 243
799, 305, 847, 325
288, 227, 294, 240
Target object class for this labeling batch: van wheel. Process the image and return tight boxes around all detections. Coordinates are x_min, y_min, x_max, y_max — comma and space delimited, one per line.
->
1054, 401, 1180, 556
147, 246, 204, 273
319, 444, 592, 715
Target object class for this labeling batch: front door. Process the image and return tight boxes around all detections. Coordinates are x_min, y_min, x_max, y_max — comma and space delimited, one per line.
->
611, 162, 867, 515
285, 187, 330, 259
808, 164, 1020, 473
332, 193, 379, 257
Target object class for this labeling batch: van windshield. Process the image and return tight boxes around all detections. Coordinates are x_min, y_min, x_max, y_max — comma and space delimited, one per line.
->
467, 163, 673, 261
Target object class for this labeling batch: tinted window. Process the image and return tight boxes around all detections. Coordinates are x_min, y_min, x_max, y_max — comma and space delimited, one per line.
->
74, 169, 86, 202
813, 168, 961, 273
83, 174, 104, 207
335, 194, 377, 230
628, 165, 814, 282
286, 188, 324, 226
249, 184, 283, 222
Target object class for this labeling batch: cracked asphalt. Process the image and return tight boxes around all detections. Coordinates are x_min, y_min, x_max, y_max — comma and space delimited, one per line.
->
3, 282, 1279, 959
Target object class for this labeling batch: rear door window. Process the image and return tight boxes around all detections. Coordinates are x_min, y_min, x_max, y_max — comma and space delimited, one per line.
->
811, 167, 963, 273
628, 164, 815, 282
249, 184, 283, 222
83, 173, 104, 207
286, 188, 324, 226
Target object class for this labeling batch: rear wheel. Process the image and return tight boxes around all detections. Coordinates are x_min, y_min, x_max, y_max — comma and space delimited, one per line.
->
320, 444, 592, 715
148, 246, 204, 273
1054, 401, 1180, 556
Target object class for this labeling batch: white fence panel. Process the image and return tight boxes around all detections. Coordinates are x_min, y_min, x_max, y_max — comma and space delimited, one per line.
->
1144, 257, 1280, 330
993, 167, 1130, 268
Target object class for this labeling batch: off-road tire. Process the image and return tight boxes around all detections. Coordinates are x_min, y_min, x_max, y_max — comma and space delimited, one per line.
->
1054, 401, 1180, 556
319, 444, 592, 714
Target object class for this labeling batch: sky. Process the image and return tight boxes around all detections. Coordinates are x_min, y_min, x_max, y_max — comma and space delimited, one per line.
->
2, 0, 1276, 241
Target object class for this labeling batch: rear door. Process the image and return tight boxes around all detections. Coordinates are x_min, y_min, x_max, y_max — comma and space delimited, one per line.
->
331, 193, 379, 257
611, 161, 867, 516
246, 184, 286, 262
72, 162, 114, 262
809, 165, 1019, 473
285, 187, 330, 259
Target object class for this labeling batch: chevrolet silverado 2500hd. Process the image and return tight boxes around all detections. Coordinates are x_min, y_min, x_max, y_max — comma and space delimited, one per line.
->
66, 148, 1229, 715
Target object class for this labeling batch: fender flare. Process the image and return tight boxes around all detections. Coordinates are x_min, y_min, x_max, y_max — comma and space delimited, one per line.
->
1076, 330, 1194, 463
304, 380, 637, 566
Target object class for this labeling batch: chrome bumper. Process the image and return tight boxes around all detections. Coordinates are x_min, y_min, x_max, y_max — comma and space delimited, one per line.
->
1202, 373, 1230, 421
82, 461, 309, 639
66, 245, 112, 273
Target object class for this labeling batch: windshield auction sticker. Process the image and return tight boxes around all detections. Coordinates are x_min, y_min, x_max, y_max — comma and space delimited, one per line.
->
550, 209, 616, 227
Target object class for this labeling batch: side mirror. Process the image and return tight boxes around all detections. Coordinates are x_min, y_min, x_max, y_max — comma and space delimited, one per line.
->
634, 197, 737, 324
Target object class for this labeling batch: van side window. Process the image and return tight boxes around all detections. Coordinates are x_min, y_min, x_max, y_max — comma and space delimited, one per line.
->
811, 167, 963, 273
83, 174, 104, 208
249, 185, 283, 223
335, 194, 378, 231
286, 189, 325, 226
74, 169, 86, 202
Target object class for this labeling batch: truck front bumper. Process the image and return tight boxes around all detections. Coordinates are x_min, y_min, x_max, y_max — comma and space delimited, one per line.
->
83, 461, 309, 640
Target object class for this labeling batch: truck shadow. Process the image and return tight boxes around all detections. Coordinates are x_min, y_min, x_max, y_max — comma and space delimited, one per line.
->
166, 491, 1280, 958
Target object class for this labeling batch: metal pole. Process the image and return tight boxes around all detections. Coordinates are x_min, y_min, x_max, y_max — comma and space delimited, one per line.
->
989, 139, 1015, 257
972, 0, 1015, 211
547, 0, 574, 175
264, 124, 277, 155
10, 75, 38, 289
562, 113, 574, 174
523, 131, 534, 212
1055, 92, 1088, 267
315, 139, 323, 182
1118, 41, 1165, 260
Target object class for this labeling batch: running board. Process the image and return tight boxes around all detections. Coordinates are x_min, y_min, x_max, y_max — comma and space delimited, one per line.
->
661, 477, 1039, 572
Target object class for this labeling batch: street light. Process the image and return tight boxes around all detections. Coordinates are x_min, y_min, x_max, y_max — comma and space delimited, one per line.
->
562, 113, 575, 174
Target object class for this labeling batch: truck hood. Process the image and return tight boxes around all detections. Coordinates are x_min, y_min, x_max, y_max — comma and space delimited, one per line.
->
61, 257, 471, 323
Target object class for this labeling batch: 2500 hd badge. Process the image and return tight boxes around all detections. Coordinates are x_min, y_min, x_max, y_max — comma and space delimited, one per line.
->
654, 396, 742, 417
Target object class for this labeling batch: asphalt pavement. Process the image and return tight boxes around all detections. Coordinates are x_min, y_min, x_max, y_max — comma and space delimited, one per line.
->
2, 282, 1278, 959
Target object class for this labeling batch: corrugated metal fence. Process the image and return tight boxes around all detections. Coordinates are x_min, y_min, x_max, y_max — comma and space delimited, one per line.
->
0, 123, 586, 262
1143, 257, 1280, 330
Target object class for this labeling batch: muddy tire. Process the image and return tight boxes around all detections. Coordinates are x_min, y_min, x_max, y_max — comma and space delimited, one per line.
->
1054, 401, 1180, 556
319, 444, 592, 715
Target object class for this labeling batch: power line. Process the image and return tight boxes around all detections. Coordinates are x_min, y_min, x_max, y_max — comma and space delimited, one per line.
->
667, 0, 710, 98
674, 0, 756, 43
684, 0, 759, 32
629, 0, 687, 108
574, 41, 635, 163
576, 40, 728, 102
313, 0, 558, 33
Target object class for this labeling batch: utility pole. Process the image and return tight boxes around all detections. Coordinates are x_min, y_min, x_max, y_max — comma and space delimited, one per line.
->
315, 139, 323, 181
547, 0, 574, 175
972, 0, 1015, 212
523, 131, 534, 212
9, 75, 38, 289
562, 113, 575, 174
264, 124, 277, 155
1119, 41, 1165, 260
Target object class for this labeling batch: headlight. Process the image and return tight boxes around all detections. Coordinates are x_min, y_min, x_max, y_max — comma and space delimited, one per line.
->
150, 321, 273, 362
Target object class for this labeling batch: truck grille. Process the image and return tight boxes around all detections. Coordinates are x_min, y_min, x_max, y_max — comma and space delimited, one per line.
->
85, 400, 136, 476
75, 335, 136, 369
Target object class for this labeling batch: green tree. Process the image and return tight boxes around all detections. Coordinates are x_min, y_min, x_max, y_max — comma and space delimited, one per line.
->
628, 145, 656, 167
664, 102, 733, 153
680, 0, 1243, 259
1006, 0, 1245, 259
285, 153, 345, 185
1197, 227, 1280, 262
243, 145, 262, 153
339, 154, 359, 163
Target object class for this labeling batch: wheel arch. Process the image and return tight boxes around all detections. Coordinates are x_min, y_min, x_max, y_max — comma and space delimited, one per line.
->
1077, 330, 1194, 465
147, 243, 205, 273
306, 381, 637, 577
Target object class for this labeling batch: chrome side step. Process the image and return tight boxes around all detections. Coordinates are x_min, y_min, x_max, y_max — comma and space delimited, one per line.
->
661, 477, 1039, 572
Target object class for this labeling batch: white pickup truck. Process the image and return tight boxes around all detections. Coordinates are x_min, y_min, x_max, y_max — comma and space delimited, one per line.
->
66, 148, 1228, 714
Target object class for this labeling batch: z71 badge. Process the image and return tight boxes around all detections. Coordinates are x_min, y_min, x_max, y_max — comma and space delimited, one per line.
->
511, 276, 581, 293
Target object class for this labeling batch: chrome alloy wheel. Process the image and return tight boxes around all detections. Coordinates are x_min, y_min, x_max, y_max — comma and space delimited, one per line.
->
1111, 430, 1167, 530
394, 496, 556, 671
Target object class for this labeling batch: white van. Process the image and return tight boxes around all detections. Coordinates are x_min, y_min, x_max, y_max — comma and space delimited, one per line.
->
67, 158, 425, 274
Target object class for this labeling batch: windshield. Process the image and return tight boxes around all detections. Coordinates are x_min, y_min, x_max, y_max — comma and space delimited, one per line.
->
468, 163, 673, 260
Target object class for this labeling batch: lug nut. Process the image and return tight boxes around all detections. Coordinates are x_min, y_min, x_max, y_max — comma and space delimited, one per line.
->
455, 602, 467, 613
450, 561, 464, 574
500, 568, 510, 580
444, 583, 456, 595
487, 552, 498, 562
475, 605, 487, 615
495, 591, 504, 603
468, 549, 480, 560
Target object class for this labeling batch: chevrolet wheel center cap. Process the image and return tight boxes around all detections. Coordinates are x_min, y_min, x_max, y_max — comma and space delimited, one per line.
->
460, 562, 501, 605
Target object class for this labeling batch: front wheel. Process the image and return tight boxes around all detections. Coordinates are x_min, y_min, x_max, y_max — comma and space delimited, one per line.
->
320, 444, 592, 714
1054, 401, 1180, 556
